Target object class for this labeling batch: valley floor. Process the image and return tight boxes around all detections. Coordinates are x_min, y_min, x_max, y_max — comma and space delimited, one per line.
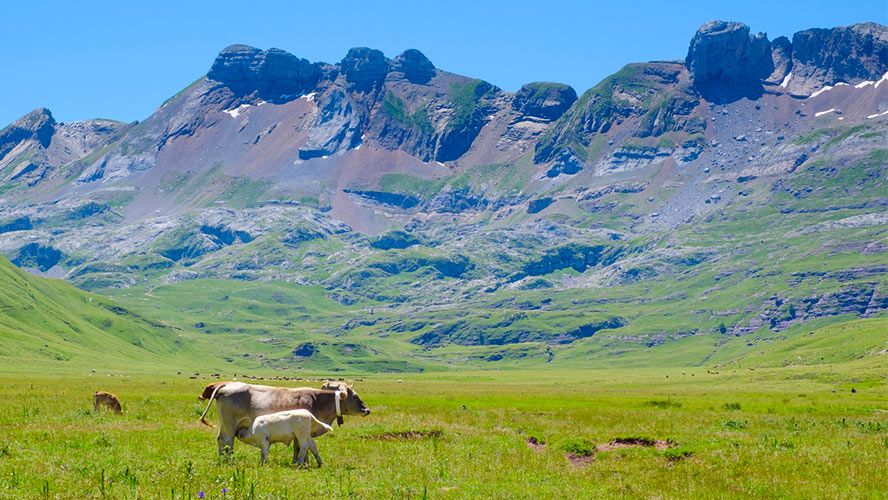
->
0, 362, 885, 499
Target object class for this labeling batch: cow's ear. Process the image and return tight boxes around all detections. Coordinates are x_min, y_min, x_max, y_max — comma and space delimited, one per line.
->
338, 391, 347, 400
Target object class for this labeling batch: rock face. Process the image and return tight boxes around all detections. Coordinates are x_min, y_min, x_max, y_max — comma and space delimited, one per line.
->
685, 21, 773, 98
534, 61, 691, 164
341, 47, 389, 88
207, 44, 321, 99
766, 36, 793, 85
686, 21, 888, 97
787, 22, 888, 95
299, 90, 362, 159
513, 82, 577, 121
391, 49, 436, 84
0, 108, 56, 158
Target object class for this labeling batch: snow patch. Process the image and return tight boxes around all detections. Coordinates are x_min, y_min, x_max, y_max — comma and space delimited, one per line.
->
780, 72, 792, 89
875, 71, 888, 89
809, 85, 835, 98
867, 109, 888, 119
224, 104, 251, 118
814, 108, 837, 117
855, 80, 875, 89
301, 92, 317, 102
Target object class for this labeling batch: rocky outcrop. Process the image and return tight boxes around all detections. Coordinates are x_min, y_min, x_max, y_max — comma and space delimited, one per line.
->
344, 190, 419, 209
391, 49, 436, 84
370, 230, 421, 250
512, 244, 621, 281
299, 90, 362, 159
208, 45, 321, 100
534, 62, 687, 164
513, 82, 577, 121
12, 243, 63, 272
0, 108, 56, 159
786, 23, 888, 95
341, 47, 389, 89
686, 21, 888, 97
685, 21, 773, 100
0, 216, 32, 234
545, 148, 585, 177
766, 36, 793, 85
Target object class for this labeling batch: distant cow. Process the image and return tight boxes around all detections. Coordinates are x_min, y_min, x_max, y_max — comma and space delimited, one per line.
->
199, 382, 370, 456
235, 409, 334, 466
93, 391, 122, 414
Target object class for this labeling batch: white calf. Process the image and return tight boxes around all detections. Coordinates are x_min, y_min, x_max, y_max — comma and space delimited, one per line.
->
235, 409, 334, 466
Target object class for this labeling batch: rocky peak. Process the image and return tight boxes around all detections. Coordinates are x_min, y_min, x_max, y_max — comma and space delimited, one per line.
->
341, 47, 390, 88
391, 49, 436, 84
685, 21, 773, 97
512, 82, 577, 121
766, 36, 793, 85
207, 44, 320, 99
0, 108, 56, 158
787, 22, 888, 95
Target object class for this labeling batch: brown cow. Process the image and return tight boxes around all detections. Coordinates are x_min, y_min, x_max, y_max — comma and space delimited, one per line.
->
198, 382, 369, 456
93, 391, 122, 414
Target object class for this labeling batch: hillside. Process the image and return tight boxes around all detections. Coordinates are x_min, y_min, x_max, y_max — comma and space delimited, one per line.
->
0, 254, 198, 371
0, 20, 885, 372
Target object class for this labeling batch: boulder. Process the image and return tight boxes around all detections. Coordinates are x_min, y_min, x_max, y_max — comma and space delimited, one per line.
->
512, 82, 577, 121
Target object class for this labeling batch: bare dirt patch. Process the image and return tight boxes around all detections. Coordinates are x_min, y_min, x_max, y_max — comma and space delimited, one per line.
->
525, 436, 546, 451
565, 452, 595, 467
597, 437, 675, 452
364, 429, 443, 440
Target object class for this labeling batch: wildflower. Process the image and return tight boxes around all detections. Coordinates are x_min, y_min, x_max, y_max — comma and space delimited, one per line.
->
198, 492, 205, 499
222, 489, 228, 494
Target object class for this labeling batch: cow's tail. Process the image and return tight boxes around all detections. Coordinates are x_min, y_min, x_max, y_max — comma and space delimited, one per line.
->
312, 413, 335, 435
199, 383, 225, 428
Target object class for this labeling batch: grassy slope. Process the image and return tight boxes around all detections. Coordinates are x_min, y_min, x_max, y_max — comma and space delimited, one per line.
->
0, 255, 203, 372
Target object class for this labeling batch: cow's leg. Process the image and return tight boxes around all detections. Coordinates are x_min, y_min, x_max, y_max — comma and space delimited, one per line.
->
260, 439, 269, 464
217, 430, 235, 457
308, 438, 323, 467
217, 415, 237, 456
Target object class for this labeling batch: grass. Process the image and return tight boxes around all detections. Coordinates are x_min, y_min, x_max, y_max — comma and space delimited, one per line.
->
0, 364, 884, 499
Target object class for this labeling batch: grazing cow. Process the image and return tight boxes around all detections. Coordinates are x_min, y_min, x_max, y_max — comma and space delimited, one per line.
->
235, 409, 334, 466
199, 382, 370, 456
321, 381, 356, 425
93, 391, 122, 414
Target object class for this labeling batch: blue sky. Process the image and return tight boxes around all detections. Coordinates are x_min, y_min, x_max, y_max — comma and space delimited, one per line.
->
1, 0, 885, 126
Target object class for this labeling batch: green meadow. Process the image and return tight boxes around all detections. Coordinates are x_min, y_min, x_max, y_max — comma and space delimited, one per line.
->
0, 357, 885, 500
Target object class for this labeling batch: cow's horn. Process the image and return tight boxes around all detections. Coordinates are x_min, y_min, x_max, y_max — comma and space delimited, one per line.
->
349, 380, 355, 389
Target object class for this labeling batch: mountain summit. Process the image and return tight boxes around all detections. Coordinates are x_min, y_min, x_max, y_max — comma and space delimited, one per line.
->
0, 21, 885, 370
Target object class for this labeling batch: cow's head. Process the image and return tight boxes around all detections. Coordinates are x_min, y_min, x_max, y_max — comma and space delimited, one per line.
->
334, 382, 370, 416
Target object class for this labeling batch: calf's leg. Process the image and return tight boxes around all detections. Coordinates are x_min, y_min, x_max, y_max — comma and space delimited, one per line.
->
294, 436, 309, 466
308, 438, 323, 467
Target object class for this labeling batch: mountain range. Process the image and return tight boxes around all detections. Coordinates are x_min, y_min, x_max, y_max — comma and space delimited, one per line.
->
0, 20, 885, 372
